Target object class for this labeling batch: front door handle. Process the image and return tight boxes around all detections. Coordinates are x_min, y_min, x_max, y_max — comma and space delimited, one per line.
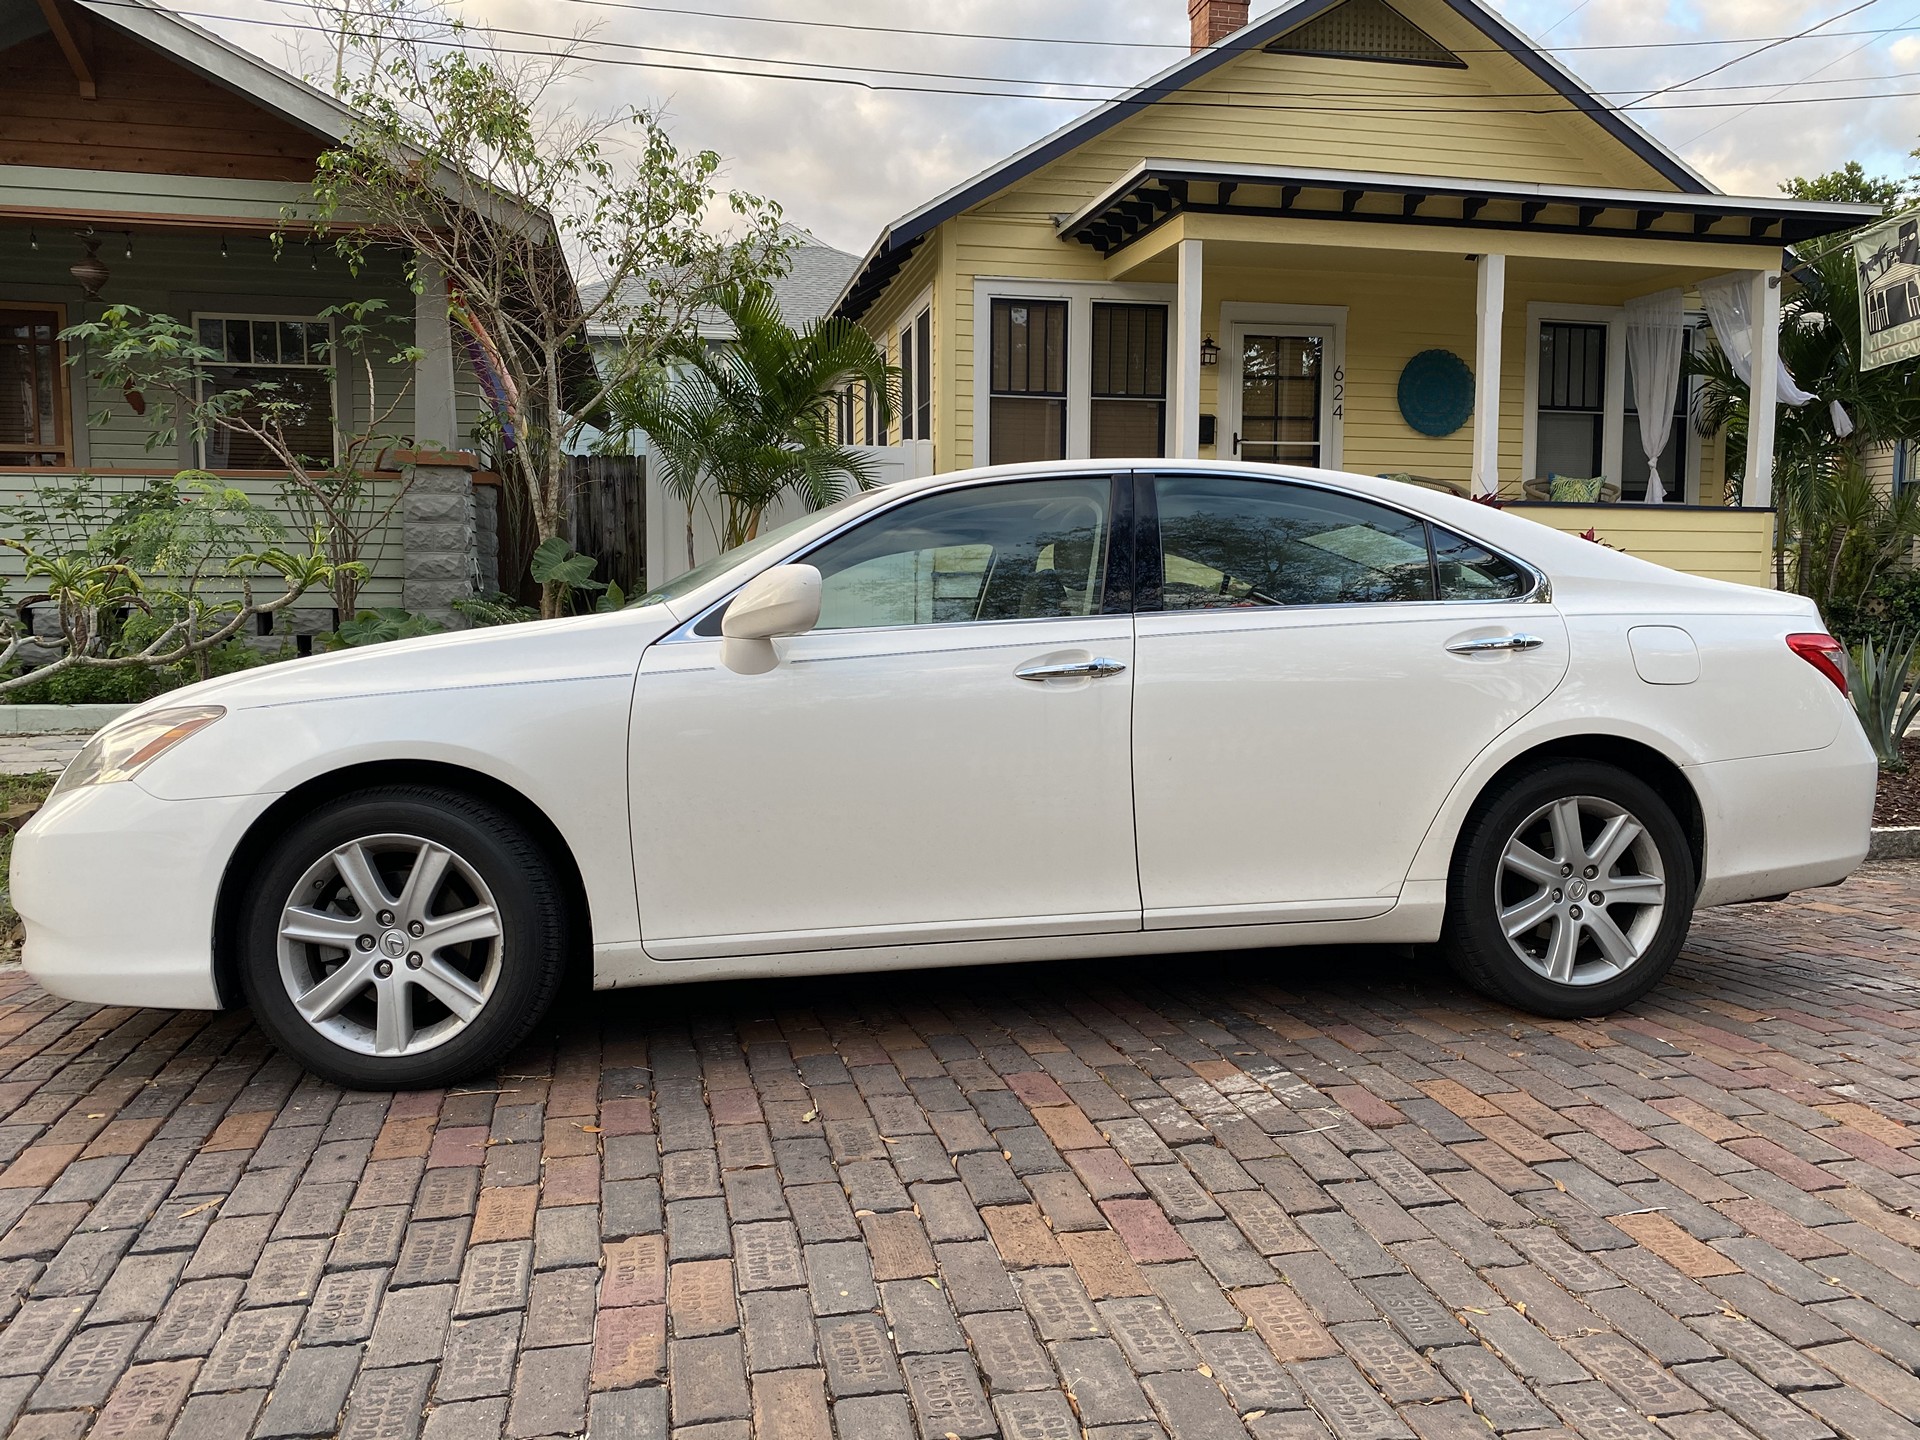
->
1015, 657, 1128, 681
1447, 633, 1545, 655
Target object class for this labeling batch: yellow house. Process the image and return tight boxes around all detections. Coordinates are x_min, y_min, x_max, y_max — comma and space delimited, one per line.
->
830, 0, 1875, 587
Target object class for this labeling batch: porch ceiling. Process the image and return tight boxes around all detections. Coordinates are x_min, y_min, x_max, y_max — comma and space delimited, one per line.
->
1060, 161, 1878, 258
1116, 238, 1731, 293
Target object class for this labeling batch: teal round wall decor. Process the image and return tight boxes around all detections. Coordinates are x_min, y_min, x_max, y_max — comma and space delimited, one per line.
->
1397, 349, 1474, 437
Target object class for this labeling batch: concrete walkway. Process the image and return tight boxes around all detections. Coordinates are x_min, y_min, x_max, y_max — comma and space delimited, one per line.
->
0, 735, 82, 776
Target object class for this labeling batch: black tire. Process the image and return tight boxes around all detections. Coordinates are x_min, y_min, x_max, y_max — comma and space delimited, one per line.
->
1442, 760, 1695, 1017
239, 785, 569, 1088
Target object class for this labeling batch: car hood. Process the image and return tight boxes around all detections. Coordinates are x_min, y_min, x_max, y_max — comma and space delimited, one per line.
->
117, 606, 680, 724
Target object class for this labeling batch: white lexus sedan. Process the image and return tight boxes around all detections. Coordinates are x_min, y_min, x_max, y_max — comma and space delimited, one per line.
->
13, 461, 1874, 1087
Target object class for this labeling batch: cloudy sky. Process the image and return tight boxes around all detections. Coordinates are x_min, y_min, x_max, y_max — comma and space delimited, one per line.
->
202, 0, 1920, 253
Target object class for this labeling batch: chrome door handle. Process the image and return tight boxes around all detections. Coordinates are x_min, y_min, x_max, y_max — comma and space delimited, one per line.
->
1447, 633, 1545, 655
1015, 657, 1128, 681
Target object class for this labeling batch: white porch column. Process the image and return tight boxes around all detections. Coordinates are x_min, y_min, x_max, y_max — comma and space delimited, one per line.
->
1471, 253, 1505, 497
414, 257, 459, 450
1174, 238, 1203, 460
1743, 268, 1781, 510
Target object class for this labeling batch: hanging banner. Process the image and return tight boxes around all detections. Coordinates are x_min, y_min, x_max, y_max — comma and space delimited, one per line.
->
1855, 207, 1920, 372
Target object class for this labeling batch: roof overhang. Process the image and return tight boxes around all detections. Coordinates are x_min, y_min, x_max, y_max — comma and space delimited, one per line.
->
1059, 162, 1881, 257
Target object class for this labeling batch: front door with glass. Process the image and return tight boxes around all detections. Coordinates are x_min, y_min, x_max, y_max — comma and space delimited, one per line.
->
1231, 327, 1337, 468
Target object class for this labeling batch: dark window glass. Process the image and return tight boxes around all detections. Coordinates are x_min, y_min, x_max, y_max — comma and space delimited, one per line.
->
195, 316, 337, 468
805, 477, 1109, 629
914, 308, 932, 441
0, 306, 66, 466
898, 323, 916, 441
1091, 302, 1167, 459
1154, 474, 1434, 609
989, 298, 1068, 464
1537, 321, 1606, 479
1431, 525, 1530, 600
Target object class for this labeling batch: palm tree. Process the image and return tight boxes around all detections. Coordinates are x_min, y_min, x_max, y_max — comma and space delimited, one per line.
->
623, 283, 896, 564
1690, 243, 1920, 603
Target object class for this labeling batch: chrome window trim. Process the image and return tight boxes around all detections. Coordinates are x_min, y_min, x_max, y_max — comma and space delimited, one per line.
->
658, 466, 1550, 645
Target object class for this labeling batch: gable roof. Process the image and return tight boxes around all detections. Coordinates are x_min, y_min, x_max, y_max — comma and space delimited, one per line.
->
834, 0, 1721, 320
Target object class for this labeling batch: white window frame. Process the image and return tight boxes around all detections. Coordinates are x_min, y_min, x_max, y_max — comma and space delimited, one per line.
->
191, 311, 340, 470
1217, 302, 1348, 472
973, 278, 1175, 463
1522, 302, 1701, 504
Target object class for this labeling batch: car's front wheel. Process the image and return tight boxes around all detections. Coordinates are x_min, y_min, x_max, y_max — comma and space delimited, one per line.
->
239, 785, 569, 1088
1443, 760, 1695, 1016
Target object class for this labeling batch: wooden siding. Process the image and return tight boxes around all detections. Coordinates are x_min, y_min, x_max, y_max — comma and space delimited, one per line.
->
0, 26, 325, 181
1507, 503, 1774, 588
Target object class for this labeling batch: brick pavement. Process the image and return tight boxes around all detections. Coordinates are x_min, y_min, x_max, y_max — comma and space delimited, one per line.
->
1, 869, 1919, 1440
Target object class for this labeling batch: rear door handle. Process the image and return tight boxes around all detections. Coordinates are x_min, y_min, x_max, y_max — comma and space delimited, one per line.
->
1015, 657, 1128, 681
1447, 633, 1545, 655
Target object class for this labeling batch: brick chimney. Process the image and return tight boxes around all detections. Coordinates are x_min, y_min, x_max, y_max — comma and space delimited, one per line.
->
1188, 0, 1250, 51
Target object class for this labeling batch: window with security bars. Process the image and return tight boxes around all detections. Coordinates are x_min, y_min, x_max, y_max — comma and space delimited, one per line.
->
1536, 321, 1606, 480
989, 298, 1068, 464
1091, 302, 1167, 458
196, 315, 337, 469
0, 305, 69, 467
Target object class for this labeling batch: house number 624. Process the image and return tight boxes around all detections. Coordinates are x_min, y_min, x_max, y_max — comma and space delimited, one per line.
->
1331, 365, 1345, 419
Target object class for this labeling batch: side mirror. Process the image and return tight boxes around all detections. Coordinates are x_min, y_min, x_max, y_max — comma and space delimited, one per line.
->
720, 564, 822, 674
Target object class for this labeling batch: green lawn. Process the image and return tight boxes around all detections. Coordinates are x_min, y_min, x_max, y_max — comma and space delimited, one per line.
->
1, 772, 56, 957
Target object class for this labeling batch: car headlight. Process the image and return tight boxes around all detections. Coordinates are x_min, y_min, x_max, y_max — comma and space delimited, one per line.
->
52, 706, 226, 796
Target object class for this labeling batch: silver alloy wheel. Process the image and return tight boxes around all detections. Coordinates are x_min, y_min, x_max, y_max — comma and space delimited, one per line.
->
1496, 795, 1667, 987
276, 832, 504, 1057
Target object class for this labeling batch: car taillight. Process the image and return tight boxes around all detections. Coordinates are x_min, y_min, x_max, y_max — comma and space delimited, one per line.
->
1786, 632, 1848, 696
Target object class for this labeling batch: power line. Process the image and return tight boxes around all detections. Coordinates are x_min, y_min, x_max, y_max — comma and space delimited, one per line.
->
111, 0, 1920, 113
1623, 0, 1883, 108
429, 0, 1920, 60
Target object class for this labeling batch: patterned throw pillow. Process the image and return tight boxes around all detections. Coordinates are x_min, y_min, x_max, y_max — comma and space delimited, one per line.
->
1548, 474, 1607, 504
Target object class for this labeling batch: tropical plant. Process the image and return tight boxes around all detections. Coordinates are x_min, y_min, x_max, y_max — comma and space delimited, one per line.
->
623, 282, 895, 561
321, 607, 444, 648
65, 299, 420, 622
1689, 243, 1920, 601
1847, 627, 1920, 768
450, 591, 539, 626
303, 11, 789, 616
0, 478, 342, 695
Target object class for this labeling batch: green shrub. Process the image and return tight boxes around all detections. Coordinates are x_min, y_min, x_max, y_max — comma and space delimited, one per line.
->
1826, 566, 1920, 645
0, 664, 160, 706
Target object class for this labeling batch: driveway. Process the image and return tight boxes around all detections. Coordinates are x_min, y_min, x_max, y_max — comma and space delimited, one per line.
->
1, 870, 1917, 1440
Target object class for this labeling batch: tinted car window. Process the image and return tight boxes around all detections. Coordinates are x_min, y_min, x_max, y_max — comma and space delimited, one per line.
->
1154, 475, 1434, 608
803, 478, 1112, 630
1432, 525, 1532, 601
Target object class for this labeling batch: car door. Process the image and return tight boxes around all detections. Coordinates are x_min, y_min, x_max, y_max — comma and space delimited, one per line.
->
630, 473, 1142, 960
1131, 472, 1568, 928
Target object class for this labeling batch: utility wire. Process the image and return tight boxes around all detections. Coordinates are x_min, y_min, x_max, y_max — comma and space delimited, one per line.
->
1622, 0, 1883, 107
99, 0, 1920, 112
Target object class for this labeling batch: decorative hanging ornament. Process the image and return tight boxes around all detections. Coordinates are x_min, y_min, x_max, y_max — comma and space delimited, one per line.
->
70, 233, 109, 298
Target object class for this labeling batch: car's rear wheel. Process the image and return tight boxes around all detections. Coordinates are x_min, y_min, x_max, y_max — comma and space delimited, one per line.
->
1443, 760, 1694, 1016
239, 785, 568, 1088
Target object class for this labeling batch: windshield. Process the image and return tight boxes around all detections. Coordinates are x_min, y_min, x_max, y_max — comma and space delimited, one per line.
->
635, 492, 871, 609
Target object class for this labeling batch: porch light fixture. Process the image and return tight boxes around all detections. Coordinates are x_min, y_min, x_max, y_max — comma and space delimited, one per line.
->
70, 233, 109, 298
1199, 334, 1220, 367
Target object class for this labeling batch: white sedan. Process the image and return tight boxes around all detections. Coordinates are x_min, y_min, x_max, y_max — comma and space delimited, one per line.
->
13, 461, 1874, 1087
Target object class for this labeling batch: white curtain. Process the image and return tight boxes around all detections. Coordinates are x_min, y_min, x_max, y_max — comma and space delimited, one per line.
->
1625, 288, 1686, 505
1698, 272, 1817, 406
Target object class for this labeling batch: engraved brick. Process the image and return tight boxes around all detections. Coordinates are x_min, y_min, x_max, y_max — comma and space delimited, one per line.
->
442, 1311, 524, 1399
591, 1304, 664, 1390
962, 1309, 1056, 1392
902, 1350, 996, 1437
819, 1312, 903, 1397
601, 1234, 666, 1307
89, 1360, 196, 1440
1236, 1283, 1341, 1361
454, 1240, 531, 1316
194, 1302, 302, 1391
1291, 1356, 1417, 1440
